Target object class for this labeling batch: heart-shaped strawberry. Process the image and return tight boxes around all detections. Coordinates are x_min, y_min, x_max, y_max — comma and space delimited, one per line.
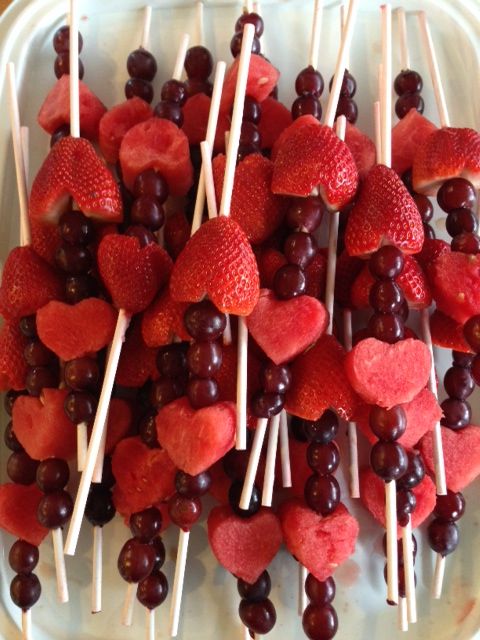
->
279, 499, 359, 582
170, 216, 260, 316
272, 117, 359, 210
0, 321, 29, 391
12, 389, 77, 461
111, 436, 176, 514
430, 309, 473, 353
36, 298, 117, 361
345, 164, 424, 257
116, 318, 158, 387
0, 484, 49, 546
360, 469, 436, 536
430, 252, 480, 325
355, 388, 442, 449
285, 334, 361, 421
0, 246, 64, 320
97, 235, 172, 314
156, 397, 235, 475
247, 289, 328, 364
212, 154, 286, 244
345, 338, 431, 408
419, 425, 480, 492
142, 288, 190, 347
29, 136, 122, 223
413, 127, 480, 195
207, 505, 283, 584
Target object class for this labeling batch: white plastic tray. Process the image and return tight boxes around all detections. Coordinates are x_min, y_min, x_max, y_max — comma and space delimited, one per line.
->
0, 0, 479, 638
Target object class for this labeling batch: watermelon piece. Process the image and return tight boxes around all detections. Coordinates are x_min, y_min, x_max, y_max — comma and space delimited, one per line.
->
345, 338, 431, 408
99, 97, 153, 164
360, 468, 436, 537
220, 54, 279, 113
0, 484, 49, 546
247, 289, 328, 364
37, 75, 107, 140
164, 211, 191, 260
156, 397, 236, 476
289, 438, 314, 500
116, 319, 158, 388
279, 499, 359, 582
208, 461, 231, 505
416, 238, 451, 280
119, 118, 193, 195
12, 389, 77, 461
355, 388, 442, 449
181, 93, 230, 152
105, 398, 133, 454
257, 97, 292, 150
304, 251, 328, 300
207, 505, 283, 584
112, 436, 176, 514
391, 109, 437, 176
344, 122, 376, 180
430, 309, 473, 353
36, 298, 117, 361
419, 425, 480, 492
430, 252, 480, 325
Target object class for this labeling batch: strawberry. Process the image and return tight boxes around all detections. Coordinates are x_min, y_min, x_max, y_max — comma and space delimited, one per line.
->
271, 114, 319, 163
30, 218, 61, 265
0, 321, 29, 391
256, 248, 288, 289
334, 250, 364, 308
141, 288, 190, 347
272, 118, 359, 209
429, 309, 473, 353
285, 334, 361, 421
29, 137, 123, 224
413, 127, 480, 195
344, 121, 376, 180
116, 319, 158, 387
344, 164, 424, 256
97, 235, 172, 314
170, 216, 260, 316
212, 153, 286, 244
350, 255, 432, 309
0, 246, 64, 320
305, 251, 327, 300
164, 211, 191, 260
391, 108, 437, 176
99, 97, 153, 164
37, 75, 106, 140
416, 238, 450, 279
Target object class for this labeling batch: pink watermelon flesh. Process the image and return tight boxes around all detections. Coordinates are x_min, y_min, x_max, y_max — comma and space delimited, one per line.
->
247, 289, 328, 364
12, 388, 77, 461
391, 109, 437, 176
104, 398, 133, 454
0, 483, 49, 546
37, 75, 107, 140
344, 122, 376, 180
345, 338, 431, 408
431, 252, 480, 325
156, 397, 236, 475
355, 388, 441, 449
207, 505, 283, 584
279, 499, 359, 582
119, 117, 193, 195
99, 97, 153, 164
257, 97, 293, 149
181, 93, 230, 152
220, 54, 279, 114
360, 468, 436, 537
419, 425, 480, 492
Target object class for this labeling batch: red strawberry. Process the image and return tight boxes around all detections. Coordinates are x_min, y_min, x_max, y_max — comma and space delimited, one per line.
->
256, 248, 287, 289
36, 298, 117, 361
181, 93, 230, 152
285, 334, 361, 421
220, 54, 279, 113
164, 211, 191, 260
37, 75, 106, 140
344, 164, 424, 257
413, 127, 480, 195
305, 251, 328, 300
30, 218, 61, 265
29, 137, 123, 224
142, 288, 190, 347
0, 246, 64, 320
99, 97, 153, 164
170, 216, 260, 316
271, 114, 319, 163
391, 109, 437, 176
344, 121, 376, 180
0, 321, 29, 391
119, 118, 193, 195
272, 117, 359, 210
212, 153, 286, 244
116, 319, 158, 387
257, 97, 292, 150
350, 255, 431, 309
430, 252, 480, 324
97, 235, 172, 313
416, 238, 450, 278
430, 309, 473, 353
334, 250, 364, 308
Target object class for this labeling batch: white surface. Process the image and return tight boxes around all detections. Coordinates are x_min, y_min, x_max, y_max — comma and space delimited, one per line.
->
0, 0, 479, 639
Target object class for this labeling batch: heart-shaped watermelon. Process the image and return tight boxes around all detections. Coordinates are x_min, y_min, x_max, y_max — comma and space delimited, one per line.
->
0, 484, 49, 546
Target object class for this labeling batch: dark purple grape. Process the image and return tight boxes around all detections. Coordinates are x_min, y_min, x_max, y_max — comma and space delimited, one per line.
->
241, 96, 262, 125
259, 362, 292, 394
59, 210, 94, 246
395, 94, 424, 119
4, 390, 27, 416
440, 398, 471, 429
65, 275, 98, 303
237, 570, 271, 601
295, 66, 324, 98
137, 570, 169, 609
397, 452, 425, 490
427, 520, 459, 556
54, 52, 84, 79
396, 489, 416, 525
369, 405, 407, 441
85, 485, 116, 527
453, 351, 474, 367
26, 366, 58, 396
64, 357, 99, 391
175, 471, 211, 498
284, 232, 317, 269
303, 410, 339, 445
24, 341, 56, 367
53, 25, 83, 54
156, 343, 188, 378
413, 193, 434, 223
55, 244, 92, 275
50, 124, 70, 147
370, 441, 408, 481
19, 315, 37, 339
369, 246, 404, 280
187, 377, 219, 408
305, 575, 335, 606
125, 78, 154, 103
445, 208, 478, 237
291, 95, 322, 121
229, 480, 261, 519
369, 280, 405, 314
186, 341, 222, 378
125, 224, 157, 247
382, 532, 418, 564
472, 355, 480, 386
437, 178, 477, 213
306, 442, 340, 475
168, 494, 202, 531
285, 197, 325, 232
4, 421, 23, 452
251, 391, 284, 418
64, 390, 97, 424
230, 32, 261, 58
329, 70, 357, 97
463, 316, 480, 353
152, 536, 166, 570
423, 223, 436, 240
131, 196, 165, 231
10, 573, 41, 610
127, 48, 157, 81
451, 232, 480, 254
235, 12, 264, 38
161, 79, 187, 106
240, 121, 262, 147
273, 264, 306, 299
9, 540, 39, 575
184, 46, 213, 80
7, 452, 39, 485
335, 96, 358, 124
239, 598, 276, 634
394, 69, 423, 95
130, 507, 162, 543
444, 365, 475, 400
304, 474, 340, 516
222, 449, 251, 481
36, 458, 70, 492
302, 603, 338, 640
184, 78, 213, 97
184, 301, 226, 341
133, 170, 169, 203
368, 313, 405, 344
149, 378, 184, 409
139, 413, 160, 448
37, 490, 73, 529
118, 538, 156, 583
154, 101, 183, 127
237, 143, 261, 162
434, 490, 465, 523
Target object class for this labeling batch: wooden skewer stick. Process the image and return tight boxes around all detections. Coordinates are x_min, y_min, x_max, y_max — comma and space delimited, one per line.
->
417, 11, 450, 128
146, 607, 155, 640
261, 412, 281, 506
22, 609, 32, 640
402, 518, 417, 623
121, 583, 136, 626
169, 528, 190, 636
91, 525, 103, 613
298, 564, 308, 615
395, 8, 410, 70
200, 141, 218, 219
239, 418, 268, 510
279, 409, 292, 488
343, 309, 360, 498
432, 554, 446, 600
398, 596, 408, 632
196, 1, 204, 47
52, 527, 69, 603
141, 6, 152, 50
172, 34, 190, 82
340, 1, 350, 70
69, 0, 80, 138
308, 0, 323, 69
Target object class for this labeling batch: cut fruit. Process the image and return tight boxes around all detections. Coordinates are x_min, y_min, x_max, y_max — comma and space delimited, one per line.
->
430, 309, 473, 353
345, 121, 376, 180
0, 484, 49, 546
391, 109, 437, 176
181, 93, 230, 152
430, 252, 480, 325
220, 54, 279, 113
99, 97, 153, 164
257, 97, 292, 150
